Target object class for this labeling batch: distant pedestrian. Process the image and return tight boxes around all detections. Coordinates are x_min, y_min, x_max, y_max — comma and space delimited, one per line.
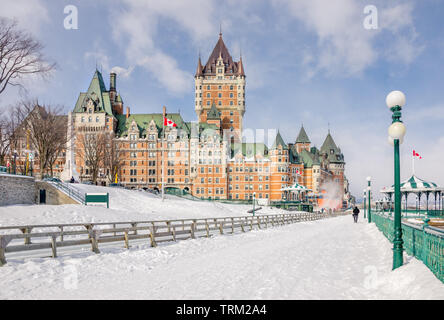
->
352, 206, 360, 223
70, 176, 75, 183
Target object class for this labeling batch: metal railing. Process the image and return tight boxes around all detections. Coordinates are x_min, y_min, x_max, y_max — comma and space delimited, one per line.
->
0, 211, 347, 266
372, 211, 444, 283
376, 207, 444, 218
48, 181, 85, 204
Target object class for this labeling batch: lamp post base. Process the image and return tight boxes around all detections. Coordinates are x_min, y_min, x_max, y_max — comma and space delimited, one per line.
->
392, 244, 404, 270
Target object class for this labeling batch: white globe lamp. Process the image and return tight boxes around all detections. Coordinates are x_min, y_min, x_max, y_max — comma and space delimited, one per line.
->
388, 122, 406, 141
386, 90, 406, 109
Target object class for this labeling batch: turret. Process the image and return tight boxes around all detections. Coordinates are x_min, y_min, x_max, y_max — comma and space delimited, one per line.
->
109, 72, 116, 102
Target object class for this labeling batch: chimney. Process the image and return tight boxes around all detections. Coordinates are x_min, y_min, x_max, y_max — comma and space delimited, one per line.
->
110, 72, 116, 91
126, 107, 130, 119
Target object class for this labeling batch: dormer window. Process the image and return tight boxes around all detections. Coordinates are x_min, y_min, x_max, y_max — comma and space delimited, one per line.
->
218, 68, 223, 73
330, 149, 334, 154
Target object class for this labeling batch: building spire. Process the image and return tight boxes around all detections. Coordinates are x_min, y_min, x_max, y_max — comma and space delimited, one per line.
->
219, 22, 222, 38
195, 54, 203, 77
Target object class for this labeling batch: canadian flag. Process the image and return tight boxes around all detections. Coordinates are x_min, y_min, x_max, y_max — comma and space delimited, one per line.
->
296, 169, 301, 175
413, 150, 422, 159
164, 116, 177, 128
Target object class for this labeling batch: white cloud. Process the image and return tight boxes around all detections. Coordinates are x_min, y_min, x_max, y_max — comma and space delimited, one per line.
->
110, 66, 134, 79
84, 51, 110, 72
273, 0, 423, 78
109, 0, 218, 95
273, 0, 376, 77
0, 0, 49, 35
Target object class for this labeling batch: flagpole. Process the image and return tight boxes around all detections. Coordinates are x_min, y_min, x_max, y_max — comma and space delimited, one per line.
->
162, 106, 166, 201
412, 152, 415, 175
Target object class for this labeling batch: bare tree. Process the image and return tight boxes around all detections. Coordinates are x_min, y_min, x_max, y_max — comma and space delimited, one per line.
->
0, 18, 56, 96
0, 109, 8, 166
0, 104, 26, 166
104, 134, 124, 183
46, 115, 67, 176
14, 100, 68, 178
76, 131, 108, 184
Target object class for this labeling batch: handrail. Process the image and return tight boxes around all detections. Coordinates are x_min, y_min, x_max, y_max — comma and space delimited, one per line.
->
0, 211, 348, 266
375, 211, 444, 238
372, 211, 444, 283
48, 181, 85, 204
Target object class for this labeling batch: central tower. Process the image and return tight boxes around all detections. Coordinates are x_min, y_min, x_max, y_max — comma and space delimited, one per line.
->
194, 33, 246, 133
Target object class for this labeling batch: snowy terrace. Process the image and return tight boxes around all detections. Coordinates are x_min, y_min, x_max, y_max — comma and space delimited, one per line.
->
0, 185, 443, 299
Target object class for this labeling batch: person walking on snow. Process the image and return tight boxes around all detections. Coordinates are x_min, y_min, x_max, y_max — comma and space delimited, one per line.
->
352, 206, 360, 223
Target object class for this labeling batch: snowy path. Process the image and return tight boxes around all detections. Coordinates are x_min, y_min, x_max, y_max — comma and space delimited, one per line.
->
1, 215, 442, 299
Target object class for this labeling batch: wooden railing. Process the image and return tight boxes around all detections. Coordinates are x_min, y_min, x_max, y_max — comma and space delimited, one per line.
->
0, 211, 347, 266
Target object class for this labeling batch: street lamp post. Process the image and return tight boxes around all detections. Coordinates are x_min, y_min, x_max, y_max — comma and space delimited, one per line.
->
13, 150, 17, 175
367, 176, 372, 223
387, 90, 407, 270
363, 190, 367, 219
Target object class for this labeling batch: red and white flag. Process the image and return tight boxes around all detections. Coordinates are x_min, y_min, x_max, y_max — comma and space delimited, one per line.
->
413, 150, 422, 159
164, 116, 177, 128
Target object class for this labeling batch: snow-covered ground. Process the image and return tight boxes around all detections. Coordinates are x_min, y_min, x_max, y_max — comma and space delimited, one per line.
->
0, 185, 442, 299
0, 184, 288, 227
0, 215, 443, 299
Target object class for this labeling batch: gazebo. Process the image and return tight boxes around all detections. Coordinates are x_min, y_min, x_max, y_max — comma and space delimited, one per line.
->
280, 183, 311, 201
380, 175, 443, 216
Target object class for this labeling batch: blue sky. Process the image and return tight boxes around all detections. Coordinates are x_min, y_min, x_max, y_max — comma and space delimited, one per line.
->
1, 0, 444, 199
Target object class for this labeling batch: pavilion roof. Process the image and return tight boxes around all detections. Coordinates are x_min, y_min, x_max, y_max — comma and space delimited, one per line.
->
380, 175, 441, 194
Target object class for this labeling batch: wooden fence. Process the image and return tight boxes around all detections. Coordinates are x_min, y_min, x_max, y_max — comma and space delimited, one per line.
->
0, 211, 347, 266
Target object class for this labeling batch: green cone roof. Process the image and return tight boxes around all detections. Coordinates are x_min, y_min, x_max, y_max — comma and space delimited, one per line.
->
73, 70, 113, 116
320, 133, 344, 163
271, 131, 288, 149
296, 126, 310, 144
206, 103, 220, 120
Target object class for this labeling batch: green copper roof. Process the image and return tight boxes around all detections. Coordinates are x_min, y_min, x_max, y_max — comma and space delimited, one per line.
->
300, 148, 320, 168
231, 143, 269, 158
271, 131, 288, 149
115, 113, 189, 138
320, 133, 344, 163
296, 126, 310, 144
190, 122, 222, 139
289, 145, 301, 164
206, 103, 220, 120
73, 70, 113, 116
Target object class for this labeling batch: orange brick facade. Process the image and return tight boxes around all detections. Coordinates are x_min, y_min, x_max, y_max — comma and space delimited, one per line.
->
60, 34, 351, 208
